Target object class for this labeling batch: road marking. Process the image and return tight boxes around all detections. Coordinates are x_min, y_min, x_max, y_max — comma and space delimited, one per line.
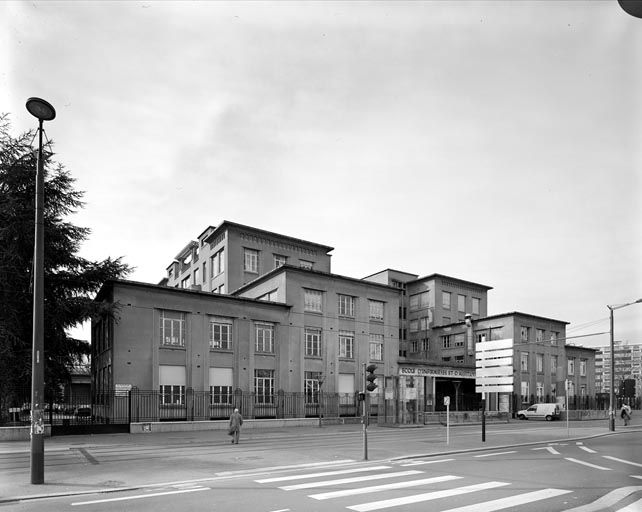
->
280, 470, 423, 491
579, 446, 597, 454
564, 458, 612, 471
346, 481, 510, 512
618, 498, 642, 512
256, 465, 391, 483
602, 456, 642, 468
309, 475, 462, 500
439, 488, 572, 512
71, 487, 208, 506
268, 509, 290, 512
401, 458, 455, 466
474, 451, 517, 458
532, 446, 561, 455
631, 475, 642, 480
216, 458, 356, 476
563, 486, 642, 512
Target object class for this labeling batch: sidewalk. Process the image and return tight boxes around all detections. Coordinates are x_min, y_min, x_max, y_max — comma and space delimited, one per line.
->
1, 419, 640, 504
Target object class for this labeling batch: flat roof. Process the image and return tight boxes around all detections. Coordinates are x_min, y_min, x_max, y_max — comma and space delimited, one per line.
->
436, 311, 569, 329
202, 220, 334, 252
414, 273, 493, 291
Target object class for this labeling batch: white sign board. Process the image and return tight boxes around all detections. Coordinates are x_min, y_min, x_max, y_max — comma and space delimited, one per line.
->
444, 396, 450, 407
476, 338, 514, 393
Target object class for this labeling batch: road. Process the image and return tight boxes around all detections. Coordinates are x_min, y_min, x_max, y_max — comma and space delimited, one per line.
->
1, 426, 640, 512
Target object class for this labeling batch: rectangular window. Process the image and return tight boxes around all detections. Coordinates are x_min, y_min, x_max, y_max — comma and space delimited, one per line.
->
159, 365, 186, 405
181, 276, 189, 289
520, 326, 530, 343
476, 331, 487, 343
160, 310, 185, 347
258, 289, 279, 302
568, 358, 575, 375
369, 300, 384, 320
455, 355, 465, 364
338, 295, 355, 317
304, 371, 322, 403
193, 268, 199, 285
244, 248, 259, 273
255, 323, 274, 353
536, 382, 544, 400
209, 317, 232, 350
304, 289, 323, 312
254, 369, 274, 404
490, 327, 503, 340
458, 294, 466, 313
409, 292, 429, 311
410, 340, 418, 352
472, 297, 480, 315
274, 254, 287, 268
521, 352, 529, 372
551, 355, 558, 375
442, 335, 451, 349
211, 248, 225, 276
550, 332, 559, 345
409, 319, 419, 332
202, 262, 207, 283
454, 333, 465, 347
160, 384, 185, 405
551, 383, 557, 397
442, 291, 451, 309
305, 328, 321, 357
536, 329, 544, 343
580, 359, 587, 377
536, 353, 544, 373
521, 381, 529, 399
339, 331, 354, 359
419, 316, 428, 331
421, 338, 429, 352
369, 333, 383, 361
209, 368, 233, 405
299, 260, 313, 270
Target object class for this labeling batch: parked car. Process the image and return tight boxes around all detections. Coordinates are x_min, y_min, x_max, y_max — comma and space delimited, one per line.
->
517, 403, 561, 421
74, 405, 92, 418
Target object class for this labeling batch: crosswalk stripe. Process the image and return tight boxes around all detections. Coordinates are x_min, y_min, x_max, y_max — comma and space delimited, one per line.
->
438, 488, 572, 512
280, 470, 423, 491
309, 475, 462, 500
474, 451, 517, 458
401, 458, 454, 466
346, 481, 510, 512
602, 456, 642, 468
565, 458, 612, 471
256, 465, 391, 483
617, 497, 642, 512
579, 446, 597, 454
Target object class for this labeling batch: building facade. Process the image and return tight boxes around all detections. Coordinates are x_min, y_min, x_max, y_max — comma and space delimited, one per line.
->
595, 340, 641, 398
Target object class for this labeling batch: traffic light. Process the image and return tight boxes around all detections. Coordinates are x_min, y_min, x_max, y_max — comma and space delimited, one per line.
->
365, 364, 378, 392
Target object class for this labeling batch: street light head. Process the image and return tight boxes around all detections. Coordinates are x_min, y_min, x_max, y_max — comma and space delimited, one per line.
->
26, 97, 56, 121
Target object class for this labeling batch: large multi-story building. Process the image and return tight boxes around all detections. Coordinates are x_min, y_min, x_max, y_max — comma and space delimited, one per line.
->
595, 340, 642, 397
92, 221, 596, 422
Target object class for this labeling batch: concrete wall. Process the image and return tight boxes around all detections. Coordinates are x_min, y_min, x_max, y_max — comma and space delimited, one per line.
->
0, 425, 52, 441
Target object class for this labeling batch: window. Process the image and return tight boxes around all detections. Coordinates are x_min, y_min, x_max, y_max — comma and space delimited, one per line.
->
159, 365, 186, 405
536, 329, 544, 343
550, 332, 559, 345
442, 335, 451, 349
520, 326, 530, 343
458, 294, 466, 313
442, 356, 451, 362
209, 317, 232, 350
304, 371, 322, 403
255, 323, 274, 353
521, 381, 529, 399
521, 352, 529, 371
568, 358, 575, 375
551, 355, 558, 375
369, 300, 384, 320
274, 254, 287, 268
490, 327, 503, 340
338, 295, 355, 317
455, 355, 465, 364
419, 316, 429, 331
536, 382, 544, 400
211, 248, 225, 276
209, 368, 233, 405
580, 359, 587, 377
181, 276, 189, 289
305, 328, 321, 357
454, 333, 465, 347
442, 291, 451, 309
410, 341, 418, 352
299, 260, 313, 270
244, 248, 259, 273
421, 338, 429, 352
472, 297, 480, 315
304, 289, 323, 312
254, 369, 274, 404
369, 333, 383, 361
339, 331, 354, 359
409, 292, 429, 311
551, 383, 557, 397
202, 262, 206, 283
476, 331, 487, 343
409, 319, 419, 332
258, 289, 278, 302
536, 354, 544, 373
160, 310, 185, 347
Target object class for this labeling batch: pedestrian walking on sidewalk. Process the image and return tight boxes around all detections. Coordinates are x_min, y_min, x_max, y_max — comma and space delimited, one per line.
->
229, 408, 243, 444
620, 404, 632, 426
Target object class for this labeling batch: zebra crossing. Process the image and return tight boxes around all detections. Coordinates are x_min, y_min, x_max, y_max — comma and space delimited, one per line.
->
254, 464, 573, 511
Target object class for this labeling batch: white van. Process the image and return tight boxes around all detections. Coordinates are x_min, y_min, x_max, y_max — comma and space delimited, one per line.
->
517, 403, 561, 421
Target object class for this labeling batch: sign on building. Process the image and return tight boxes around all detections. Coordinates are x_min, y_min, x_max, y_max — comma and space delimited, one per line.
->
475, 338, 514, 393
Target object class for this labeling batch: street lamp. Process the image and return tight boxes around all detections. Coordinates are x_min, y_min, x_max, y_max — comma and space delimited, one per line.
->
607, 298, 642, 432
25, 97, 56, 485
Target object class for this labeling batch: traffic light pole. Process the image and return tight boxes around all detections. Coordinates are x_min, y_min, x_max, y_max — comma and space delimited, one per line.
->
362, 363, 368, 461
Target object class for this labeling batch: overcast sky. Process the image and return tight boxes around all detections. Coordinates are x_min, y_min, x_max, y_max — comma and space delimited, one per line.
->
3, 1, 641, 347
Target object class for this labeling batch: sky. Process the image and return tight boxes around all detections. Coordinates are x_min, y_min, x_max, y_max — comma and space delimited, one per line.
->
3, 1, 641, 348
